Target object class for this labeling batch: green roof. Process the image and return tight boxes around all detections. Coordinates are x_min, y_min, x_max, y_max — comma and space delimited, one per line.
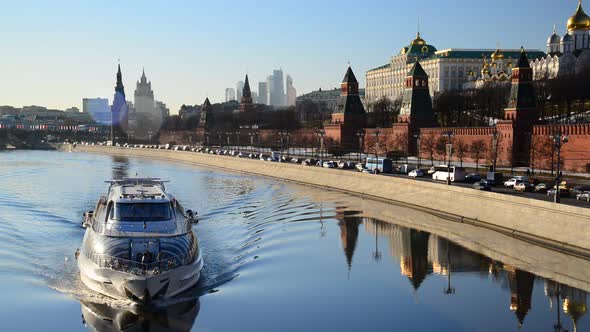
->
433, 49, 546, 60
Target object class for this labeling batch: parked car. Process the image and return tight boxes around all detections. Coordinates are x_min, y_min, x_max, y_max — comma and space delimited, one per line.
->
398, 164, 416, 175
535, 183, 549, 193
576, 192, 590, 202
302, 158, 316, 166
355, 163, 366, 172
547, 188, 571, 198
514, 182, 535, 192
473, 180, 492, 191
572, 185, 590, 195
504, 178, 519, 188
408, 169, 426, 178
322, 161, 337, 168
465, 173, 482, 184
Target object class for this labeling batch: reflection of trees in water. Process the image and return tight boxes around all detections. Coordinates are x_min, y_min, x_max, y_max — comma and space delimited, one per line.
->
545, 280, 588, 332
80, 299, 200, 331
112, 156, 130, 179
362, 218, 588, 330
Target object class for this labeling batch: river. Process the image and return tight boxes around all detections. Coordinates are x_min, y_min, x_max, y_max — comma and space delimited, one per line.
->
0, 150, 588, 331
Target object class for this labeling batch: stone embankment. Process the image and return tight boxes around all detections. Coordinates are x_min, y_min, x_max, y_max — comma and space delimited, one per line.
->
60, 144, 590, 255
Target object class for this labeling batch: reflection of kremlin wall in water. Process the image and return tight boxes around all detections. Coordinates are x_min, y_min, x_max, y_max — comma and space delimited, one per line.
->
359, 218, 588, 329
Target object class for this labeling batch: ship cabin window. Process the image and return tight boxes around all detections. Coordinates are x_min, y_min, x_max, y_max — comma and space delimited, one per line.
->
113, 202, 173, 221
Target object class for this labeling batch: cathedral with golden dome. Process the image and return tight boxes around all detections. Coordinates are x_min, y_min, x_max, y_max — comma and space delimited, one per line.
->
531, 0, 590, 79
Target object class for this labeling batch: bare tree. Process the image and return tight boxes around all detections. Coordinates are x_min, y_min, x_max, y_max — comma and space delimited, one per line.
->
421, 132, 437, 166
435, 136, 448, 164
470, 140, 487, 172
455, 139, 469, 167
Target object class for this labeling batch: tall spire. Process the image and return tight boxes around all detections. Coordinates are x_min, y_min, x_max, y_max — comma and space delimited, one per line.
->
115, 62, 124, 95
242, 74, 251, 99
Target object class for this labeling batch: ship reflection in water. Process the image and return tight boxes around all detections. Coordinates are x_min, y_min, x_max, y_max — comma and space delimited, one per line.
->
80, 299, 199, 332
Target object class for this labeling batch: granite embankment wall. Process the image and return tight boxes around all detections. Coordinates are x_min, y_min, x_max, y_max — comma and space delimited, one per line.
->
60, 144, 590, 253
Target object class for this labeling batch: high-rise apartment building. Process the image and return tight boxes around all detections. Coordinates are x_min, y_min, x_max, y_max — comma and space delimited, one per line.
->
236, 81, 244, 101
269, 69, 285, 107
225, 88, 236, 102
83, 98, 111, 124
258, 82, 268, 104
286, 75, 297, 106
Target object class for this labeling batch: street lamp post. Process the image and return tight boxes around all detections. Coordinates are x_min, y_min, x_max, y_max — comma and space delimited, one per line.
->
248, 132, 255, 153
279, 131, 291, 159
356, 130, 365, 164
551, 131, 568, 204
373, 128, 381, 170
235, 132, 241, 153
445, 131, 453, 185
205, 132, 210, 147
217, 132, 223, 150
315, 130, 325, 161
413, 134, 421, 168
225, 132, 231, 150
489, 127, 499, 173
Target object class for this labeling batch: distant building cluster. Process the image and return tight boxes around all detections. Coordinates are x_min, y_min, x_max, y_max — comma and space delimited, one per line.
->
225, 69, 297, 107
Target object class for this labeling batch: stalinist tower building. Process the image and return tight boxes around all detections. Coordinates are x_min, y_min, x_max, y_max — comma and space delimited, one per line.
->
132, 69, 162, 140
134, 69, 156, 119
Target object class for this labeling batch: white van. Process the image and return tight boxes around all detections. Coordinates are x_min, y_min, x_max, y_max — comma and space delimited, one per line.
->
432, 166, 467, 182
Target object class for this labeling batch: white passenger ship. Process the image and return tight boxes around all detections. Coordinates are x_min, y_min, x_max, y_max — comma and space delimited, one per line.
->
76, 178, 203, 303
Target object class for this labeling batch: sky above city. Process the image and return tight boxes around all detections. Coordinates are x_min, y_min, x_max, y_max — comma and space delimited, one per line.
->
0, 0, 582, 113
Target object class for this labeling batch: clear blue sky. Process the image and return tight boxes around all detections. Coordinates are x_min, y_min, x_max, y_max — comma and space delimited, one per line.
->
0, 0, 580, 113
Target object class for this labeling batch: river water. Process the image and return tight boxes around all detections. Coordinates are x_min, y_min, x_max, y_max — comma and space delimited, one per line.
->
0, 150, 588, 331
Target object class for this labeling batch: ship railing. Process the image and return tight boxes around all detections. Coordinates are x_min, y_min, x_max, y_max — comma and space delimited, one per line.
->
91, 220, 192, 236
89, 250, 198, 276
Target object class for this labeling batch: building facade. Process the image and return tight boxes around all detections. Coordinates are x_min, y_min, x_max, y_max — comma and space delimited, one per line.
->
365, 32, 544, 108
83, 98, 111, 125
286, 75, 297, 106
134, 69, 156, 120
532, 1, 590, 79
225, 88, 236, 102
258, 82, 268, 104
236, 81, 244, 101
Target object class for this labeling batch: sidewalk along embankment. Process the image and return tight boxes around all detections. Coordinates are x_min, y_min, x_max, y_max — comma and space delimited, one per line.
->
60, 144, 590, 256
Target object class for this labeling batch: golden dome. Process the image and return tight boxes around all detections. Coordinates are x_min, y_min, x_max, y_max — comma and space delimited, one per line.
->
567, 0, 590, 31
491, 48, 505, 60
411, 32, 426, 46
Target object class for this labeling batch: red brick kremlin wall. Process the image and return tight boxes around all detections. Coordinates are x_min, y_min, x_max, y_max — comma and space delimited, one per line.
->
532, 124, 590, 173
